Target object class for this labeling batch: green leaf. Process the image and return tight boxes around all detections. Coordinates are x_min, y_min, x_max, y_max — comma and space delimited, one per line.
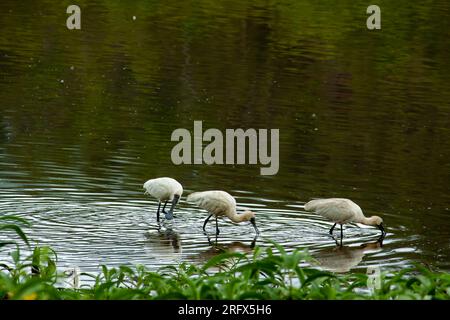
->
0, 224, 30, 247
0, 216, 31, 225
202, 252, 246, 270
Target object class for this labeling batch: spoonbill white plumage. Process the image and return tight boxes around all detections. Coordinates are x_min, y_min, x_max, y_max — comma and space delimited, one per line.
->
304, 198, 385, 239
186, 190, 260, 235
143, 177, 183, 222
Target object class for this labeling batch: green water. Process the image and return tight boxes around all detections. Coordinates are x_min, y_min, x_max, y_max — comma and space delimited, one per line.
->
0, 0, 449, 273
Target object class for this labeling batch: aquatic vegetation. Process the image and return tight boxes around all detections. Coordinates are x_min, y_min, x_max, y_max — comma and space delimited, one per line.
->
0, 217, 449, 300
0, 215, 30, 248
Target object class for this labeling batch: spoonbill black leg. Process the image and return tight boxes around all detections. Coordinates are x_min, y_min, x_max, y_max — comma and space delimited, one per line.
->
340, 224, 343, 242
329, 223, 337, 234
205, 232, 212, 245
203, 214, 213, 232
156, 201, 162, 222
378, 223, 386, 236
331, 235, 340, 246
377, 233, 385, 246
215, 216, 220, 235
165, 195, 180, 220
250, 217, 260, 235
250, 236, 258, 248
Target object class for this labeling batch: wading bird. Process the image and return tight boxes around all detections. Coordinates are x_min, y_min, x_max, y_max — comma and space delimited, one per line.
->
304, 198, 385, 240
186, 190, 260, 236
143, 177, 183, 222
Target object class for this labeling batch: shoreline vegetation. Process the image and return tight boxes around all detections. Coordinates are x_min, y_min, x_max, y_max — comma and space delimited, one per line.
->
1, 216, 449, 300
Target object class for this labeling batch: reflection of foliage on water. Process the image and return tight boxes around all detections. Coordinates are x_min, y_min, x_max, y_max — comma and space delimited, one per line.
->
1, 0, 449, 194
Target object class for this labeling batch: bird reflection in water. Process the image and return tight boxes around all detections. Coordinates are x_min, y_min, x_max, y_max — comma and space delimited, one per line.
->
191, 234, 258, 264
313, 235, 385, 273
145, 226, 182, 254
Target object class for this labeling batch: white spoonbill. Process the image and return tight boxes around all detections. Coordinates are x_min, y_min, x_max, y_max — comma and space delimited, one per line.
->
186, 190, 260, 235
143, 177, 183, 222
304, 198, 385, 239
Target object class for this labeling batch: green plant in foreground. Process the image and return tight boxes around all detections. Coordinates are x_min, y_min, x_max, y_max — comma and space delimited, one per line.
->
1, 216, 449, 300
0, 216, 30, 249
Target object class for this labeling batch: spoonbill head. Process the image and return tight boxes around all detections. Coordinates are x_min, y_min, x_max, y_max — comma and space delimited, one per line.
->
143, 177, 183, 222
186, 190, 260, 236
